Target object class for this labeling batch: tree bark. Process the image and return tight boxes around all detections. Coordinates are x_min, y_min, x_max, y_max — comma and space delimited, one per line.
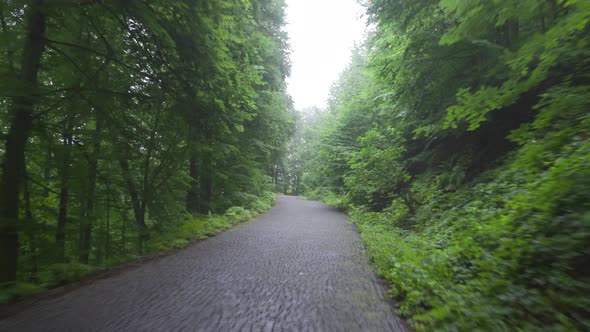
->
118, 157, 147, 254
105, 197, 111, 261
79, 118, 101, 264
120, 208, 127, 256
186, 157, 199, 213
23, 169, 38, 282
0, 0, 46, 284
198, 124, 213, 214
198, 154, 212, 214
56, 131, 72, 262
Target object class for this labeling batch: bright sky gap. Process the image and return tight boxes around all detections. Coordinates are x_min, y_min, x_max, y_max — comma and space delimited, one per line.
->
285, 0, 367, 110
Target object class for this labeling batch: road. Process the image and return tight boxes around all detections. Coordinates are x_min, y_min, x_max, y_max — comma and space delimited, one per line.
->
0, 195, 406, 331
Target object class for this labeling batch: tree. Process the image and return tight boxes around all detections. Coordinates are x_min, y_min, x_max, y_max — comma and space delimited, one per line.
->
0, 0, 293, 287
0, 0, 46, 285
297, 0, 590, 329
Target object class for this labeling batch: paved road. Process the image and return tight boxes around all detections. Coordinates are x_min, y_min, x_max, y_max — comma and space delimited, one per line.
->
0, 195, 406, 331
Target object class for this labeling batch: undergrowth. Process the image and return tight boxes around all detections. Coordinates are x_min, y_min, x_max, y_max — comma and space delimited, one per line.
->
0, 192, 275, 304
321, 152, 590, 331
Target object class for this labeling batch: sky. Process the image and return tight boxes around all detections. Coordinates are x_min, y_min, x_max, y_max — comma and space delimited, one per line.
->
285, 0, 367, 110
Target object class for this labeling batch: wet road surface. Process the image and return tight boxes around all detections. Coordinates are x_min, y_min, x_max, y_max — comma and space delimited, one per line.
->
0, 195, 406, 331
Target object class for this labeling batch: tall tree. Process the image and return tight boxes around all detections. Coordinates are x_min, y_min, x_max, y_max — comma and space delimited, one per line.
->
0, 0, 46, 284
0, 0, 293, 286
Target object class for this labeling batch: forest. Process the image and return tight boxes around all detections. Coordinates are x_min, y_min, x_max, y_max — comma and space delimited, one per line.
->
0, 0, 293, 301
1, 0, 589, 330
289, 0, 590, 330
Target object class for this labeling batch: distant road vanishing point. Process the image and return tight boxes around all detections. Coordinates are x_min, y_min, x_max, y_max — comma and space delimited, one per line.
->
1, 195, 407, 331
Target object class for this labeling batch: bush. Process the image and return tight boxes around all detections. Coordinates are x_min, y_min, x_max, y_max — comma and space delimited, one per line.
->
0, 282, 45, 304
39, 262, 96, 287
225, 206, 254, 223
323, 192, 350, 210
350, 152, 590, 331
147, 192, 275, 252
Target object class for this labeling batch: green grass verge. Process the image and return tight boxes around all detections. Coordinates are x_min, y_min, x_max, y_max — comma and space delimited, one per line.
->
0, 193, 275, 304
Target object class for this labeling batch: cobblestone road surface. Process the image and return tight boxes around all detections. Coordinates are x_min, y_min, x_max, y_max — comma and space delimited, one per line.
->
0, 195, 406, 331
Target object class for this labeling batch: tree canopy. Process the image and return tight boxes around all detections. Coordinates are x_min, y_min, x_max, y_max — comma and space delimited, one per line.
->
294, 0, 590, 330
0, 0, 293, 292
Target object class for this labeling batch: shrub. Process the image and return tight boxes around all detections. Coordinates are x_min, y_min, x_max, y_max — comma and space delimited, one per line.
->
39, 262, 96, 287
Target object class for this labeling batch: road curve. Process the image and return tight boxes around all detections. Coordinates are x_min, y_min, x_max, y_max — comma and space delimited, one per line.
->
0, 195, 406, 331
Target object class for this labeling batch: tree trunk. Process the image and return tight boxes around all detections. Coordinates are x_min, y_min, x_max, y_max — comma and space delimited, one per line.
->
118, 157, 148, 254
198, 124, 213, 214
105, 197, 111, 261
0, 1, 46, 284
56, 181, 69, 262
56, 131, 72, 262
186, 157, 199, 213
136, 209, 147, 255
198, 153, 212, 214
79, 118, 101, 264
23, 169, 38, 282
120, 208, 128, 256
294, 176, 301, 196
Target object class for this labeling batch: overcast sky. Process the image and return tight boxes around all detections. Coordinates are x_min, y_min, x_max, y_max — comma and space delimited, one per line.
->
285, 0, 367, 110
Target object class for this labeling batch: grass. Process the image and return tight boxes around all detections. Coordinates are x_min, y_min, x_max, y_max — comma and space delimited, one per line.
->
0, 194, 275, 305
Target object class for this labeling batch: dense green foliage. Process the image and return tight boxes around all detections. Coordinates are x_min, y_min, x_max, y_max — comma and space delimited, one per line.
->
297, 0, 590, 330
0, 0, 292, 297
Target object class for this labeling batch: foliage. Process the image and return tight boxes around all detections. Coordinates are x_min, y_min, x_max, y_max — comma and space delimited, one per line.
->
353, 152, 590, 330
0, 282, 45, 304
0, 0, 292, 294
296, 0, 590, 330
0, 194, 273, 304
